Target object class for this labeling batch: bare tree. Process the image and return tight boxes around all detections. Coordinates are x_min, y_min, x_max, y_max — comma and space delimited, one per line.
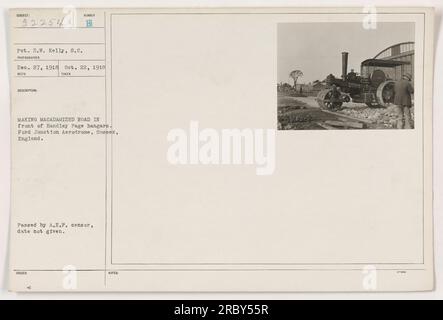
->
289, 70, 304, 89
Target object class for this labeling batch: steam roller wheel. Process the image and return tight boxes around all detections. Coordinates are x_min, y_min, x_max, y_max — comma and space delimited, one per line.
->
376, 80, 395, 107
316, 89, 343, 110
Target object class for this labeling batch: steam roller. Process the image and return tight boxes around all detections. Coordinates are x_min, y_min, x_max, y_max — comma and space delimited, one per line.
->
316, 51, 410, 110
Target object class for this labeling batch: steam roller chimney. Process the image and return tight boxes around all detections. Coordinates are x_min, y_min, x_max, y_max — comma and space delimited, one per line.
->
342, 52, 349, 80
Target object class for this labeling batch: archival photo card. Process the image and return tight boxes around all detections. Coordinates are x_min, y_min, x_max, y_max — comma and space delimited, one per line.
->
8, 7, 434, 292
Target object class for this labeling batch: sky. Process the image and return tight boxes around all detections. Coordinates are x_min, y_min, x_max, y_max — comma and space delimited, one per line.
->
277, 22, 415, 84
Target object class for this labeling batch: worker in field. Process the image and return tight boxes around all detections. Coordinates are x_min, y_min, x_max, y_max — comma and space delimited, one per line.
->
394, 73, 414, 129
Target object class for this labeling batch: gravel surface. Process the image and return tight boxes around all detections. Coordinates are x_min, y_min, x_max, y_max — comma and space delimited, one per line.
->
338, 105, 415, 129
278, 93, 415, 130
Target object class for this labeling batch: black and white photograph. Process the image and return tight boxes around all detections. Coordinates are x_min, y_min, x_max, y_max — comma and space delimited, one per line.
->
277, 22, 415, 130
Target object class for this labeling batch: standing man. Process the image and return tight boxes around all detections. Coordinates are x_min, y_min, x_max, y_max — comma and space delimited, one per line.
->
393, 73, 414, 129
330, 84, 342, 110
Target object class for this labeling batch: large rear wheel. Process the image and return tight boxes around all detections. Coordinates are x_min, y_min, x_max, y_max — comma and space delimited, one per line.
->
376, 80, 395, 107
